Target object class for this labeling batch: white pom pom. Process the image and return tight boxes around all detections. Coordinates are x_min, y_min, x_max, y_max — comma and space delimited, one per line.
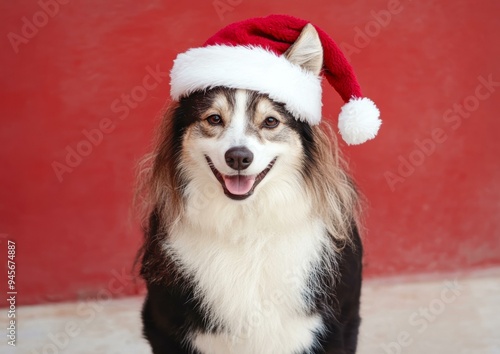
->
338, 97, 381, 145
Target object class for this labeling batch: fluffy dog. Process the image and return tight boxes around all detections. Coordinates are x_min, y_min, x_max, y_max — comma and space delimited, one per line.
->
138, 19, 368, 354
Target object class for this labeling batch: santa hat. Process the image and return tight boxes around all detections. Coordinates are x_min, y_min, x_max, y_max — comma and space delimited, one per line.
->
170, 14, 381, 145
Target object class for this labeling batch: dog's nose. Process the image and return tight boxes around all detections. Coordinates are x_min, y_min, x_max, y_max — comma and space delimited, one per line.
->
225, 146, 254, 171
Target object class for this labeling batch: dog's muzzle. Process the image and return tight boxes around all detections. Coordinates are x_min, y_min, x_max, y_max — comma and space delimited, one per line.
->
205, 155, 276, 200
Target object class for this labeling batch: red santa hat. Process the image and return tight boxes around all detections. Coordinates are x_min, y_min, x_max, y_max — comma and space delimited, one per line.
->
170, 14, 381, 145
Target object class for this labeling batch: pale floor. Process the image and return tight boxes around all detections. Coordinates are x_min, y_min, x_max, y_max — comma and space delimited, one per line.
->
4, 269, 500, 354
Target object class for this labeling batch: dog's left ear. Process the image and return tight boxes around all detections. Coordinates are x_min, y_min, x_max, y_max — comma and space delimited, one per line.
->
284, 24, 323, 76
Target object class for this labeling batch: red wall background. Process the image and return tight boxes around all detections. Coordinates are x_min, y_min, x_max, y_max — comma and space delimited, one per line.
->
1, 0, 499, 305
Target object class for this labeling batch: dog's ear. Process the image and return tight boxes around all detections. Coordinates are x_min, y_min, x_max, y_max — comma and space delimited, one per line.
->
284, 24, 323, 75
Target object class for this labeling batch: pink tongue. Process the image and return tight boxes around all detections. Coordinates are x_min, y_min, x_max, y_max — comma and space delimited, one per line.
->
223, 175, 256, 195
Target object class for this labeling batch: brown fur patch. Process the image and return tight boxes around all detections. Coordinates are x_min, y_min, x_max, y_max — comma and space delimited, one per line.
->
187, 89, 235, 139
303, 123, 360, 249
245, 92, 301, 143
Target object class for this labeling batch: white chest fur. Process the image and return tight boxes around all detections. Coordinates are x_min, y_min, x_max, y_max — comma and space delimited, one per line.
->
166, 214, 331, 354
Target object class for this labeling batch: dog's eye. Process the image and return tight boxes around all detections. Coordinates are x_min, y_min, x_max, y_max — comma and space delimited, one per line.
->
263, 117, 279, 129
206, 114, 223, 126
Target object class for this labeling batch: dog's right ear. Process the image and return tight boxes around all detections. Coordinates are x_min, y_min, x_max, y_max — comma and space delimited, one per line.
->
284, 24, 323, 76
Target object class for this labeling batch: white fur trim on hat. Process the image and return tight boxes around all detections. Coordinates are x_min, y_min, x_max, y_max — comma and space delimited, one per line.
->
338, 97, 381, 145
170, 45, 323, 125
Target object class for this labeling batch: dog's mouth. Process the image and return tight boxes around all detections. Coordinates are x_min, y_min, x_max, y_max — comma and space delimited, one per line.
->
205, 156, 277, 200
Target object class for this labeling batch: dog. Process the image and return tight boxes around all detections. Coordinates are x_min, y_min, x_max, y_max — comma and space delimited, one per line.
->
138, 23, 363, 354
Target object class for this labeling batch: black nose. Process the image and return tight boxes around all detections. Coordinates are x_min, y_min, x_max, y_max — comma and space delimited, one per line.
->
225, 146, 254, 170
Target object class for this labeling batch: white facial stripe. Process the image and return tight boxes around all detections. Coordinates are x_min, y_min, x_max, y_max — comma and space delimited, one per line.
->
224, 91, 272, 174
228, 90, 249, 146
